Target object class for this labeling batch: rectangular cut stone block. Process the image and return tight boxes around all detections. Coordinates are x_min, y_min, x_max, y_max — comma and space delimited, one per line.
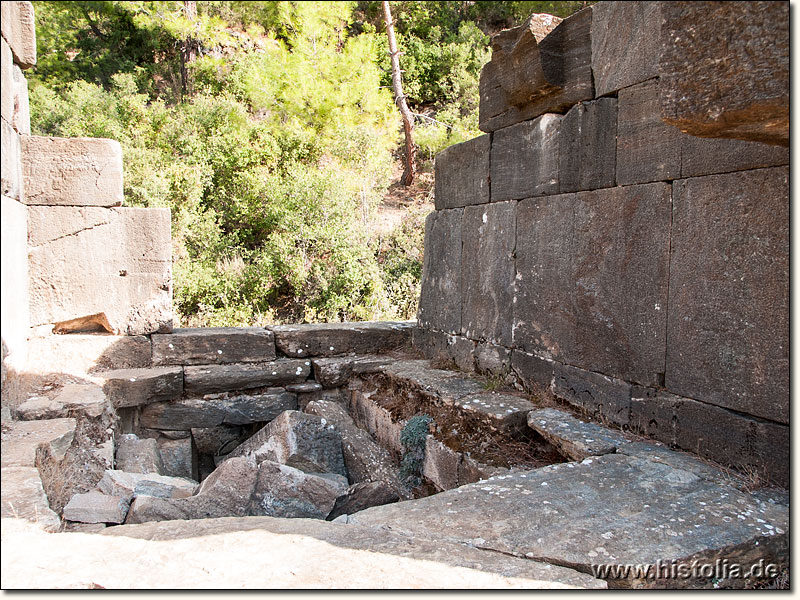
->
102, 366, 183, 408
479, 7, 593, 132
412, 328, 475, 372
0, 466, 61, 532
510, 351, 555, 393
514, 185, 670, 386
461, 202, 515, 346
678, 134, 788, 179
272, 321, 413, 358
1, 195, 28, 376
666, 167, 788, 424
27, 206, 172, 335
152, 327, 276, 366
417, 209, 462, 334
183, 360, 310, 394
26, 333, 151, 374
460, 392, 536, 432
552, 362, 631, 426
490, 114, 561, 202
528, 408, 629, 460
21, 136, 123, 206
63, 491, 129, 524
422, 436, 460, 491
1, 2, 36, 68
1, 119, 22, 200
434, 134, 489, 210
659, 1, 788, 146
558, 97, 616, 192
591, 1, 660, 97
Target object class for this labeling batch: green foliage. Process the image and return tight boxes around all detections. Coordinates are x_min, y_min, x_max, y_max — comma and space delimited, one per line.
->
399, 414, 434, 488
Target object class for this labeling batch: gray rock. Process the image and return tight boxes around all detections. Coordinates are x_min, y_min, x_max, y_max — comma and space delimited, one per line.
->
412, 328, 475, 372
1, 418, 76, 468
296, 387, 344, 411
459, 392, 536, 432
304, 400, 400, 489
52, 383, 109, 418
666, 167, 788, 424
475, 342, 511, 376
527, 408, 628, 460
102, 367, 183, 409
434, 134, 490, 210
191, 425, 246, 456
350, 454, 788, 587
285, 382, 322, 393
490, 114, 561, 202
678, 131, 788, 179
156, 436, 197, 480
227, 410, 346, 478
558, 98, 616, 193
461, 201, 516, 346
115, 434, 165, 475
417, 208, 462, 335
271, 321, 413, 358
326, 481, 400, 521
479, 8, 593, 132
248, 460, 347, 519
348, 389, 405, 456
591, 1, 660, 96
98, 470, 198, 502
350, 355, 392, 375
16, 396, 64, 420
659, 1, 788, 146
63, 491, 129, 524
552, 362, 631, 427
152, 327, 276, 366
312, 357, 354, 388
382, 360, 485, 404
422, 436, 460, 491
183, 360, 310, 394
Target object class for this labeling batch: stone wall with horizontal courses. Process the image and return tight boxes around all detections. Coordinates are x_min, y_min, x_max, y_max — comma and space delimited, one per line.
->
417, 1, 789, 485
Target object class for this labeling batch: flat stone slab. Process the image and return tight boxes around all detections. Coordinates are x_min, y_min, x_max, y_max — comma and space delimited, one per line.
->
63, 491, 130, 524
183, 360, 310, 394
102, 367, 183, 408
382, 360, 485, 403
272, 321, 413, 357
527, 408, 630, 460
0, 466, 61, 532
459, 392, 536, 432
152, 327, 276, 366
1, 418, 76, 468
98, 470, 198, 503
350, 453, 788, 587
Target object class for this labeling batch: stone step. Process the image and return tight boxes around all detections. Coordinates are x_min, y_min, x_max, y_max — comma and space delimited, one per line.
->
1, 417, 76, 468
527, 407, 631, 460
151, 327, 275, 366
272, 321, 414, 358
101, 366, 183, 408
183, 360, 310, 394
17, 383, 109, 420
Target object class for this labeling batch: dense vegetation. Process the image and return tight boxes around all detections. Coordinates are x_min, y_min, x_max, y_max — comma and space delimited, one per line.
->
30, 1, 588, 326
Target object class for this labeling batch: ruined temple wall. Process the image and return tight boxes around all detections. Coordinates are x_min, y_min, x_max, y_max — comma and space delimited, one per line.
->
416, 2, 789, 484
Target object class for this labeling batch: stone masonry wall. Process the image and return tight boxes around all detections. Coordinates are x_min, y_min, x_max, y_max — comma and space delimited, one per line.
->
416, 2, 789, 485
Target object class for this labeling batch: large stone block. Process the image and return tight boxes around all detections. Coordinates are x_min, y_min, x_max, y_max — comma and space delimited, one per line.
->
272, 321, 413, 358
102, 366, 183, 408
115, 434, 165, 475
434, 134, 489, 210
514, 185, 671, 386
552, 362, 632, 426
490, 114, 561, 201
27, 206, 172, 335
26, 333, 151, 375
659, 1, 788, 146
666, 167, 788, 424
479, 8, 593, 132
183, 360, 310, 394
11, 64, 29, 134
63, 491, 129, 525
1, 195, 28, 380
152, 327, 276, 366
591, 1, 660, 97
248, 460, 347, 519
1, 119, 22, 200
558, 97, 616, 192
21, 136, 123, 207
417, 208, 462, 334
678, 134, 788, 179
461, 202, 515, 346
0, 1, 36, 68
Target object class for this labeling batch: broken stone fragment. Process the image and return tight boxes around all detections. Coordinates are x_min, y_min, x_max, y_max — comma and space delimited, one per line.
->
97, 470, 198, 503
63, 491, 129, 524
326, 481, 400, 521
114, 434, 165, 475
311, 357, 354, 388
16, 396, 65, 420
0, 418, 76, 468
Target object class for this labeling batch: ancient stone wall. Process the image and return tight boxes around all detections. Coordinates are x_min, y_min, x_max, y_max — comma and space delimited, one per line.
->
416, 1, 789, 485
1, 2, 173, 409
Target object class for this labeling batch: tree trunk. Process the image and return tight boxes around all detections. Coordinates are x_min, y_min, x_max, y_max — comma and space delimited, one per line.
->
382, 1, 416, 186
180, 1, 198, 97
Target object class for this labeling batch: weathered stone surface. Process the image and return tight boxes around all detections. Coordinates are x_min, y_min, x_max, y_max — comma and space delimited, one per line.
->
490, 114, 561, 201
305, 400, 400, 489
52, 384, 108, 418
527, 408, 628, 460
461, 202, 515, 346
16, 396, 63, 420
412, 328, 476, 372
434, 134, 489, 210
350, 355, 392, 375
1, 1, 36, 68
479, 8, 593, 132
297, 388, 344, 411
417, 208, 462, 334
21, 136, 123, 206
666, 168, 788, 423
1, 194, 28, 401
139, 390, 298, 430
351, 454, 788, 587
349, 389, 404, 456
63, 491, 129, 524
552, 362, 631, 427
272, 321, 413, 358
152, 327, 275, 366
591, 1, 660, 96
11, 64, 29, 134
98, 470, 198, 503
514, 185, 670, 386
155, 436, 196, 480
326, 481, 400, 521
27, 206, 173, 335
286, 382, 323, 394
679, 132, 788, 179
190, 425, 246, 456
422, 436, 460, 491
183, 360, 309, 393
227, 410, 346, 477
458, 455, 504, 486
558, 98, 616, 192
102, 366, 182, 408
312, 357, 354, 388
26, 333, 152, 374
115, 434, 165, 475
659, 1, 788, 146
382, 360, 485, 404
0, 38, 12, 126
0, 417, 76, 468
1, 119, 22, 200
459, 392, 535, 432
0, 466, 61, 532
248, 460, 347, 519
475, 342, 511, 376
